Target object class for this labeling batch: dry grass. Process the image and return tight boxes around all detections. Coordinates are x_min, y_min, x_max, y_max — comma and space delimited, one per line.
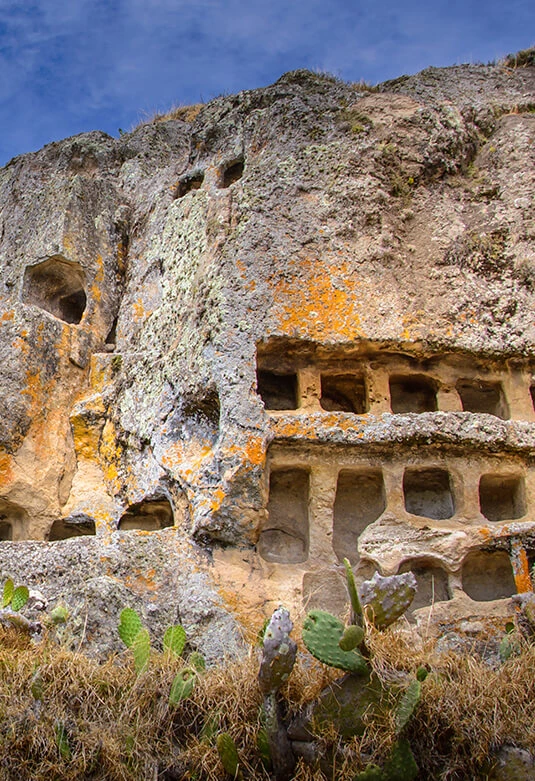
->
0, 624, 533, 780
146, 104, 204, 126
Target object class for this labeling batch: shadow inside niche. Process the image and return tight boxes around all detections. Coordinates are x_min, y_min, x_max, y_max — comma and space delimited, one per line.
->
118, 498, 174, 531
22, 256, 87, 324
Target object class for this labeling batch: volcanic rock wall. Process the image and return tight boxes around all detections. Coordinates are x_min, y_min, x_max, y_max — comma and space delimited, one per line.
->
1, 61, 535, 656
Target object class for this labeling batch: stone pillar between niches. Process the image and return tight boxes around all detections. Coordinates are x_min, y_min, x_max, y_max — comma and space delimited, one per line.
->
366, 366, 391, 414
502, 371, 535, 421
437, 385, 463, 412
307, 464, 338, 564
297, 367, 321, 411
382, 463, 405, 517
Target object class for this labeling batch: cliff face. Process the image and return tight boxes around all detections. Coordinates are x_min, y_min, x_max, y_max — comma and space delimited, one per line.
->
1, 61, 535, 655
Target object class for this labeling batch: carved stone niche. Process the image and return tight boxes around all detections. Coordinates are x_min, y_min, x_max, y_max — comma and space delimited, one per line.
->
256, 370, 299, 410
258, 468, 310, 563
389, 374, 438, 413
0, 498, 30, 541
398, 557, 451, 619
332, 468, 386, 563
48, 514, 96, 541
22, 255, 87, 324
403, 467, 455, 520
456, 378, 510, 419
462, 549, 516, 601
320, 374, 368, 413
118, 498, 174, 531
479, 473, 526, 522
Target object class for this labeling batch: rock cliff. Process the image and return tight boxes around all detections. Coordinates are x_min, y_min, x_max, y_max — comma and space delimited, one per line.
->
1, 60, 535, 657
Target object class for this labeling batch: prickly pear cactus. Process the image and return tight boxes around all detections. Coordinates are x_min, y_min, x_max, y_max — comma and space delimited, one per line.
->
1, 579, 29, 612
358, 573, 417, 630
339, 624, 365, 651
354, 738, 418, 781
344, 558, 364, 626
2, 579, 14, 608
118, 608, 143, 648
216, 732, 241, 778
394, 679, 421, 733
163, 625, 186, 658
258, 607, 297, 694
188, 651, 206, 671
131, 627, 151, 674
302, 610, 368, 675
11, 585, 29, 612
169, 668, 196, 705
257, 608, 298, 780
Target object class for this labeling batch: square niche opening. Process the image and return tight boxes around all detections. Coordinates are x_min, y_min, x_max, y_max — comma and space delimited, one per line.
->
256, 370, 298, 410
462, 550, 516, 601
332, 469, 385, 563
320, 374, 368, 413
403, 467, 454, 520
389, 375, 437, 413
479, 473, 526, 522
456, 379, 509, 419
398, 558, 450, 620
258, 468, 309, 564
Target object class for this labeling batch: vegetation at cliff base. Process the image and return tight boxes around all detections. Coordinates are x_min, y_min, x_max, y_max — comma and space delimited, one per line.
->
0, 622, 532, 780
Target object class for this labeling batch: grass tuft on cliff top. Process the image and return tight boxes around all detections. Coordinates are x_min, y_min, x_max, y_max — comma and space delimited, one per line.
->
0, 625, 533, 779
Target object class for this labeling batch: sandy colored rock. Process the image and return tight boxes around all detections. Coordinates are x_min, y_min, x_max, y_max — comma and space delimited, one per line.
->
0, 61, 535, 655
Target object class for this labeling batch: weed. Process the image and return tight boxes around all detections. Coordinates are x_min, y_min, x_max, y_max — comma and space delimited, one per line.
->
502, 47, 535, 69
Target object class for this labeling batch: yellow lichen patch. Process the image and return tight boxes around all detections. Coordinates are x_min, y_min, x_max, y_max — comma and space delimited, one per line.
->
0, 454, 13, 487
99, 420, 123, 491
90, 255, 105, 303
0, 310, 14, 322
210, 487, 226, 513
269, 257, 365, 340
132, 298, 151, 322
71, 413, 104, 461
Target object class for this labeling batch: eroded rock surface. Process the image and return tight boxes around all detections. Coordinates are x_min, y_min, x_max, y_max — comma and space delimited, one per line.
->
1, 61, 535, 655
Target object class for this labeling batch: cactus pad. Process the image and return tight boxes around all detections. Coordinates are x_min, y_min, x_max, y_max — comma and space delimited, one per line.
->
118, 608, 143, 648
258, 607, 297, 694
2, 579, 14, 608
169, 667, 196, 705
302, 610, 368, 674
50, 604, 69, 624
394, 679, 421, 733
131, 628, 151, 674
354, 738, 418, 780
343, 558, 363, 626
163, 625, 186, 658
11, 585, 29, 612
216, 732, 241, 778
358, 573, 417, 629
188, 651, 206, 671
339, 624, 365, 651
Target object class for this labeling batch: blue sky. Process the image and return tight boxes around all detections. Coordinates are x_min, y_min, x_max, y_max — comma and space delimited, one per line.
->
0, 0, 533, 166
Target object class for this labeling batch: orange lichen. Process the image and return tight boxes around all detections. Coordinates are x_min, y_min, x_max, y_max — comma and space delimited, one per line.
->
0, 311, 14, 322
0, 454, 13, 486
223, 434, 266, 468
210, 487, 226, 512
132, 298, 151, 322
512, 543, 533, 593
99, 420, 123, 490
124, 568, 157, 594
269, 257, 365, 340
161, 441, 214, 482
